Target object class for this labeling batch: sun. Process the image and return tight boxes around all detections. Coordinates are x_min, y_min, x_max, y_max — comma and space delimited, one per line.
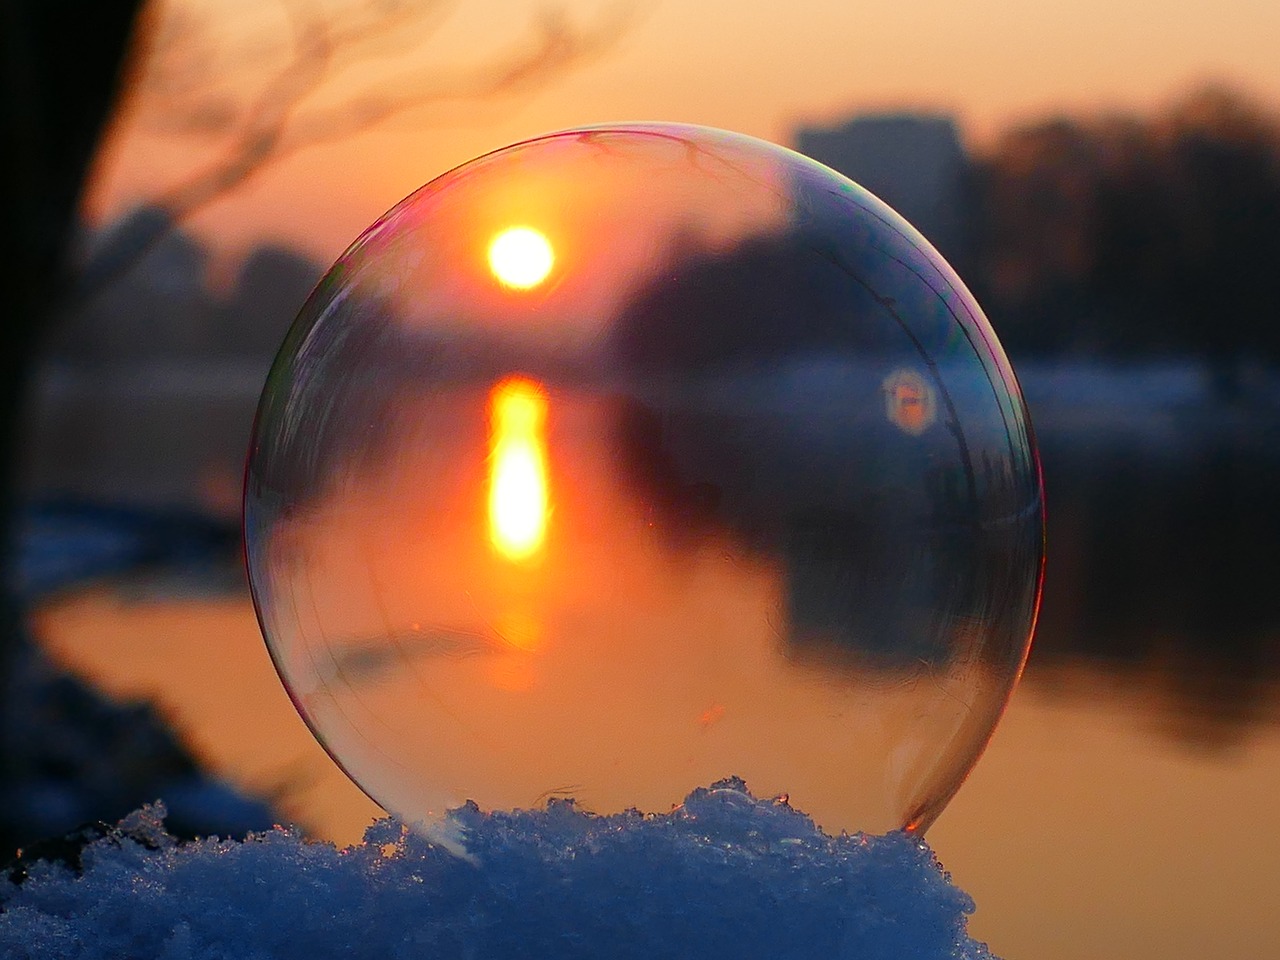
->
487, 226, 555, 289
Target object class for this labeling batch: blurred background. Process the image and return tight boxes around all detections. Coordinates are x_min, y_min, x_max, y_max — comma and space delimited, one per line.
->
4, 1, 1279, 957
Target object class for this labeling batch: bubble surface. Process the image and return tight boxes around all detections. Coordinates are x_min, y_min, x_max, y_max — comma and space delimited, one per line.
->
244, 124, 1043, 839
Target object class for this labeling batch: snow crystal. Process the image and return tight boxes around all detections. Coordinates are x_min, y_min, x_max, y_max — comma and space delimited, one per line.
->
0, 778, 996, 960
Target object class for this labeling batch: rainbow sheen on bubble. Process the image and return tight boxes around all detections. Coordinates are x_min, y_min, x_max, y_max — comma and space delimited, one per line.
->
244, 124, 1043, 840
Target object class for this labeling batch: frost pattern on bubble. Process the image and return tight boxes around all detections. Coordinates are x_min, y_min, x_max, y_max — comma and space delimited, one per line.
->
0, 784, 999, 960
244, 123, 1043, 841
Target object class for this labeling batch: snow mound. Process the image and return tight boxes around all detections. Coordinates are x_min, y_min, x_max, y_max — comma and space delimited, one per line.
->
0, 778, 995, 960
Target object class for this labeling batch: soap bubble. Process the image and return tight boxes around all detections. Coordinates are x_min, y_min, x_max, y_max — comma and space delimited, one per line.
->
244, 124, 1043, 840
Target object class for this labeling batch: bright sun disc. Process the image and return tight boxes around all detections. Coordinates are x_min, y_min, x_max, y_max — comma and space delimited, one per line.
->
488, 227, 554, 289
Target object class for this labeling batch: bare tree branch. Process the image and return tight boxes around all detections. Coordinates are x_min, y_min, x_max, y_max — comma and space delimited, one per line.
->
287, 7, 632, 145
74, 0, 633, 305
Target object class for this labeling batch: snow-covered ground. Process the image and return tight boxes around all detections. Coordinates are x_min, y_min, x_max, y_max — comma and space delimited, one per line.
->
0, 779, 992, 960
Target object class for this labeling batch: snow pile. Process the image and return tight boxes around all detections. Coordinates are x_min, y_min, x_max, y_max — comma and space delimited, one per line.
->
0, 778, 995, 960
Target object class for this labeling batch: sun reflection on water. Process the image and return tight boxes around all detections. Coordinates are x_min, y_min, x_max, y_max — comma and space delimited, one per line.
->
488, 377, 550, 562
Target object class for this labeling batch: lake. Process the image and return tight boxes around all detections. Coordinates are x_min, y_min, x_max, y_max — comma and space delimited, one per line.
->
23, 358, 1280, 958
30, 579, 1280, 960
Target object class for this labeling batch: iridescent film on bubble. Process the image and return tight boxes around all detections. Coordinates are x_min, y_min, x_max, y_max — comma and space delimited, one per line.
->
244, 124, 1043, 839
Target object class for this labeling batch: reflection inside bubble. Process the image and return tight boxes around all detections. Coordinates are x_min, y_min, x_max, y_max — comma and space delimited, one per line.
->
488, 377, 549, 563
245, 124, 1043, 840
488, 227, 555, 290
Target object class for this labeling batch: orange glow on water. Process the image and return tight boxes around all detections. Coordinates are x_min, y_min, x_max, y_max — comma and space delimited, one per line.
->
488, 377, 550, 561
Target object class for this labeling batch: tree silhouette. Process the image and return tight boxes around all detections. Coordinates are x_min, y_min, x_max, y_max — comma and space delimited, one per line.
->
1, 0, 147, 848
973, 86, 1280, 375
76, 0, 631, 304
1, 0, 627, 851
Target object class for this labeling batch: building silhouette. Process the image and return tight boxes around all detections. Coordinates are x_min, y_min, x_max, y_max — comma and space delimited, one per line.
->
795, 113, 973, 271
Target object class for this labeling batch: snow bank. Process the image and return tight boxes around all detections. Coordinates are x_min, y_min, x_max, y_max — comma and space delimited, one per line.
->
0, 778, 995, 960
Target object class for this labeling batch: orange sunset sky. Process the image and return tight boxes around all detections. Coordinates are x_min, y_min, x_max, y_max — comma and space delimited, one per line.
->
87, 0, 1280, 267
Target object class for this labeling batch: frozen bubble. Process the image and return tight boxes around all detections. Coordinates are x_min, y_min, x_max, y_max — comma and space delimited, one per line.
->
244, 124, 1043, 841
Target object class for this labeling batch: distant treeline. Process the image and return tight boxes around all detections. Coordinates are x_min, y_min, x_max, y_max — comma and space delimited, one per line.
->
48, 207, 323, 366
56, 87, 1280, 379
969, 87, 1280, 376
